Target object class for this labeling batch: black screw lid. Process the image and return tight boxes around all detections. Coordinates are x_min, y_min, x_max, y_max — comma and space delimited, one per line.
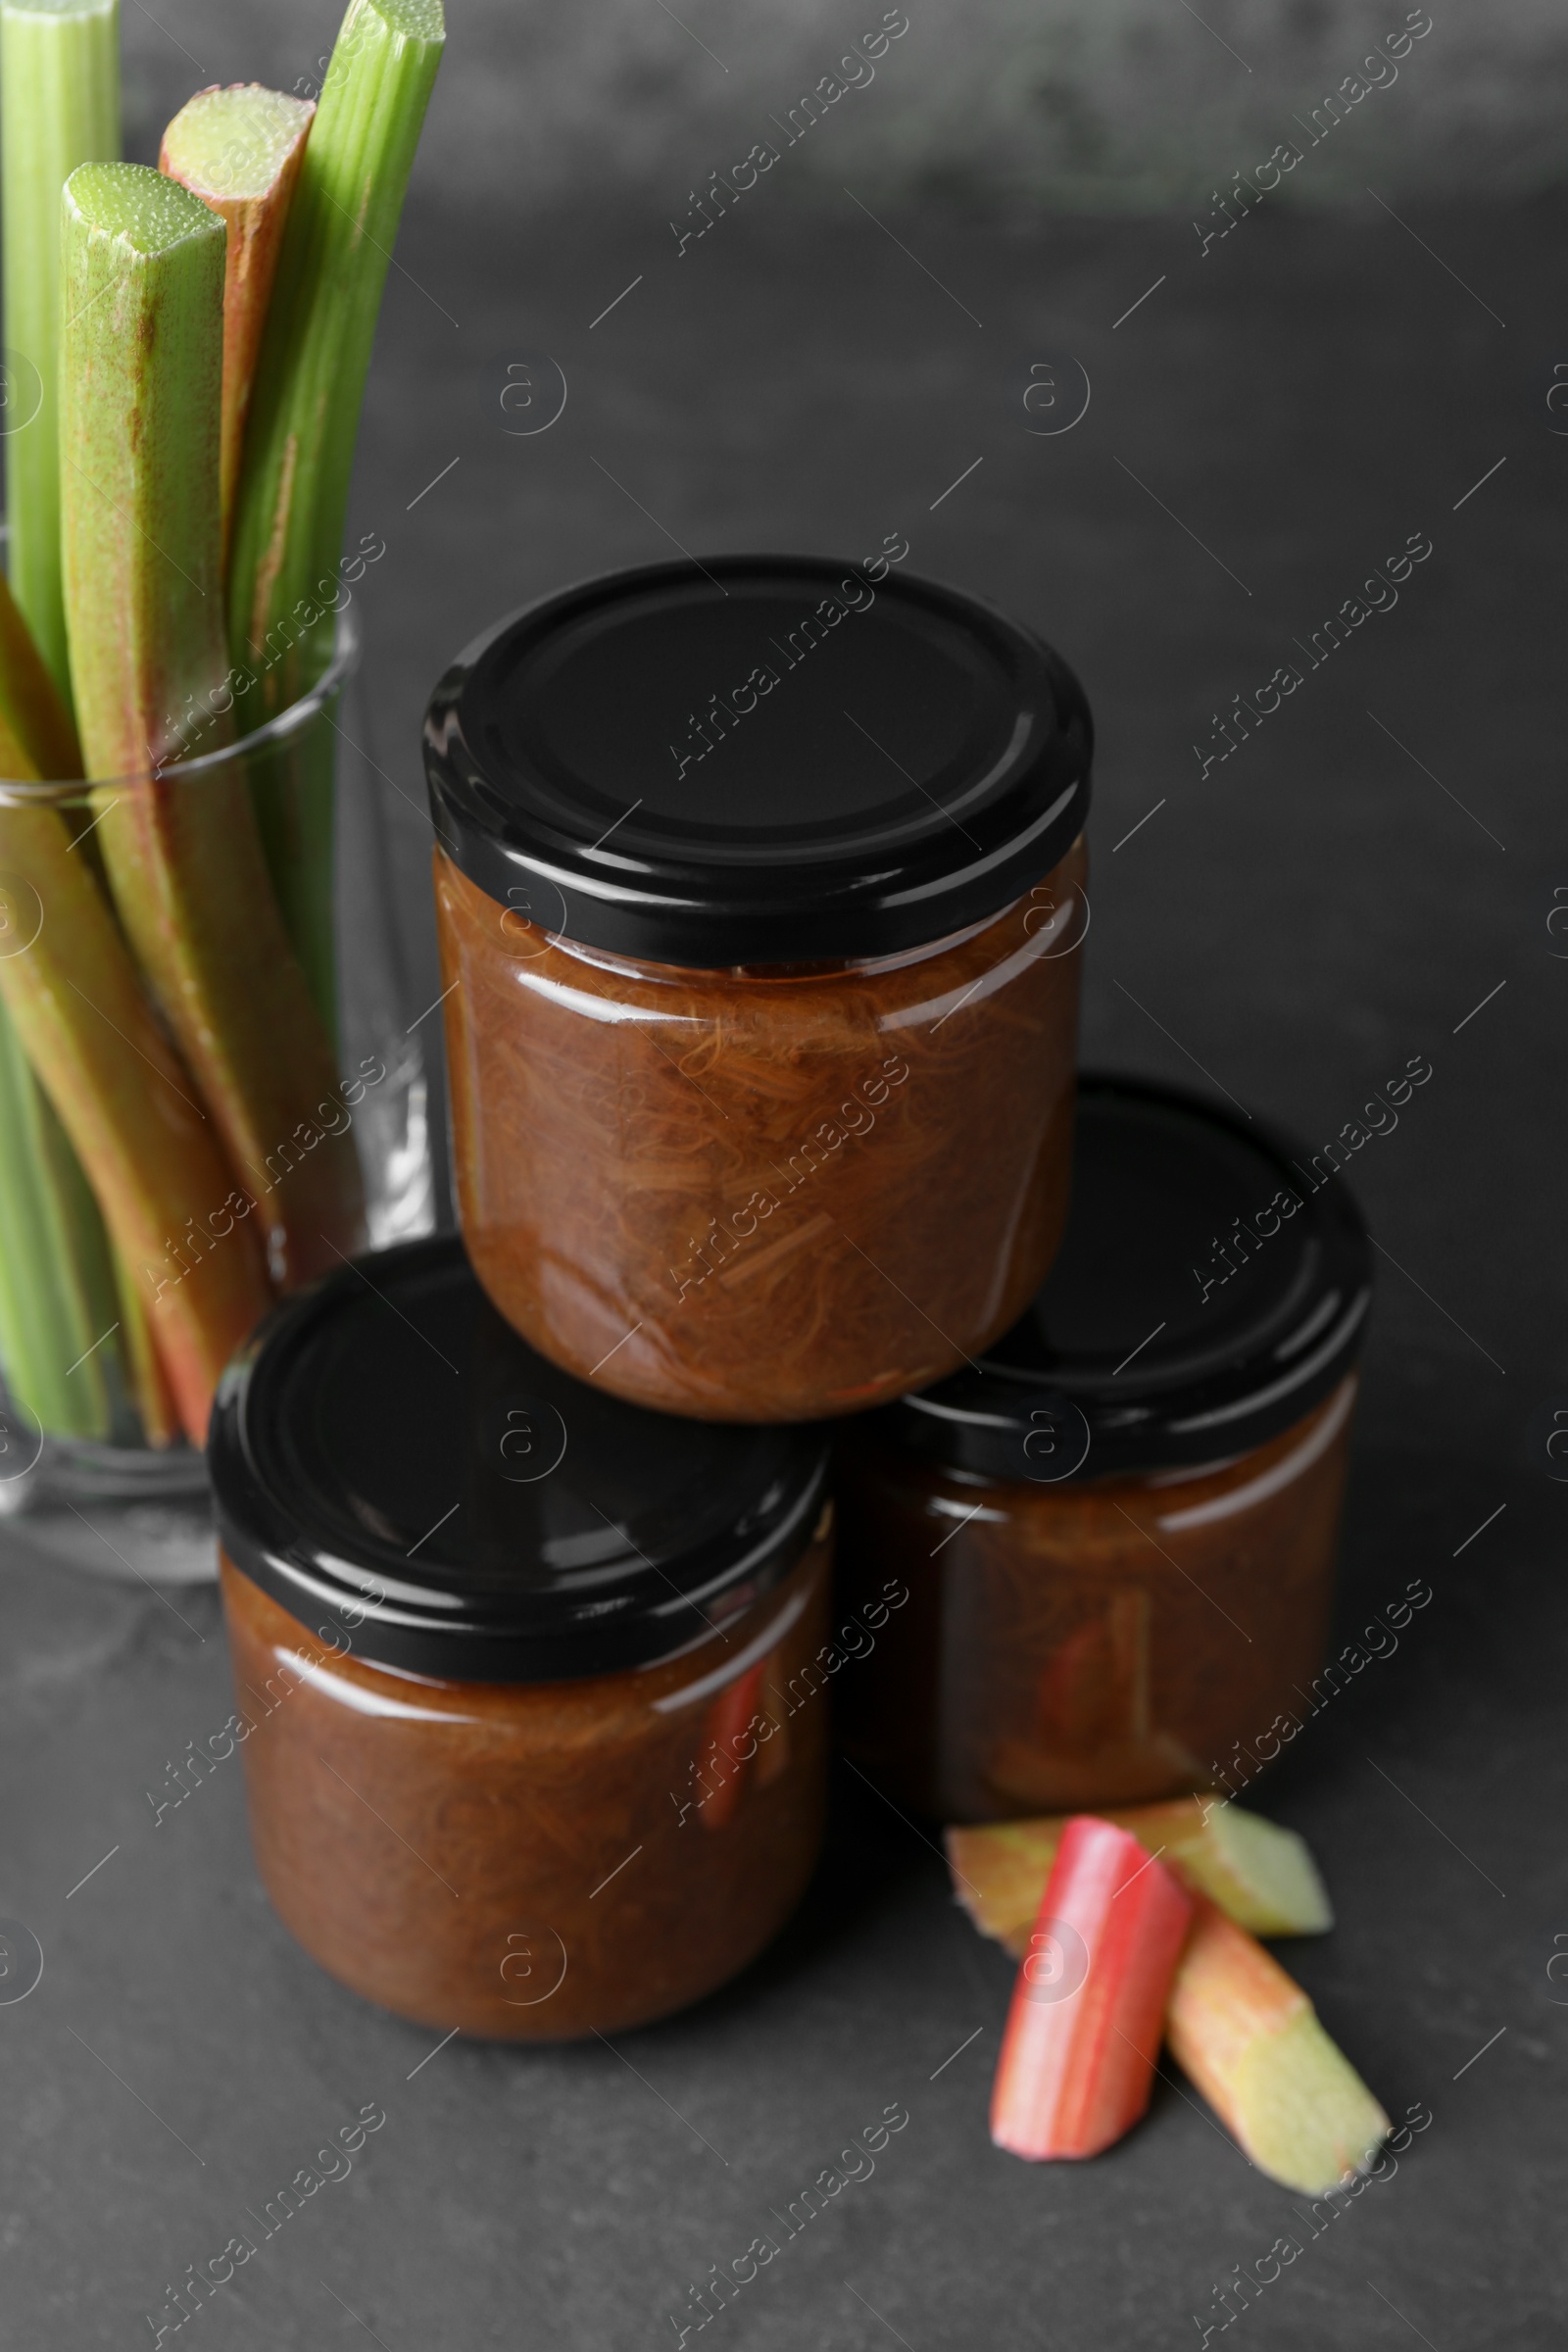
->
208, 1236, 830, 1683
872, 1073, 1372, 1484
422, 555, 1093, 967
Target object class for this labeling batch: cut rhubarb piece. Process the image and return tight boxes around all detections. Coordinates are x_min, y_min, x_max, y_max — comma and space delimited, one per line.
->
990, 1814, 1194, 2161
950, 1795, 1332, 1957
158, 84, 315, 570
60, 160, 367, 1292
1166, 1896, 1389, 2194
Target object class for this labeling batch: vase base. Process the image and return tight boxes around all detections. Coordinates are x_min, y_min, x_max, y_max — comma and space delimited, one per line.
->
0, 1434, 215, 1584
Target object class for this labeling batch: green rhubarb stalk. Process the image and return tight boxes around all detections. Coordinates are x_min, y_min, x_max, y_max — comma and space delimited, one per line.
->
0, 799, 271, 1444
28, 1071, 126, 1415
0, 555, 122, 1439
0, 554, 267, 1439
0, 0, 123, 1441
0, 0, 120, 698
60, 162, 367, 1294
0, 999, 115, 1438
1166, 1898, 1390, 2195
949, 1797, 1335, 1957
0, 554, 82, 773
226, 0, 444, 1023
59, 166, 230, 775
158, 84, 315, 573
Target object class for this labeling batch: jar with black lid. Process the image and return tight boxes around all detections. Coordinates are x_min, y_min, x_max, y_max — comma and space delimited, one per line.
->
208, 1235, 833, 2038
836, 1073, 1372, 1822
423, 554, 1092, 1423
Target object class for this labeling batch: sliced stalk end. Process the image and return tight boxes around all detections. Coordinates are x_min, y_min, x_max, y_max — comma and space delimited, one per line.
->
1167, 1902, 1389, 2195
1224, 2006, 1391, 2196
64, 156, 224, 253
60, 161, 228, 779
1203, 1802, 1335, 1937
159, 84, 315, 564
159, 84, 315, 202
948, 1818, 1064, 1951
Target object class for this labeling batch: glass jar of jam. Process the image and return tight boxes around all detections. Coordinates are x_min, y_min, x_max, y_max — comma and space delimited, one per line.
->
423, 555, 1092, 1422
208, 1234, 833, 2039
836, 1073, 1372, 1822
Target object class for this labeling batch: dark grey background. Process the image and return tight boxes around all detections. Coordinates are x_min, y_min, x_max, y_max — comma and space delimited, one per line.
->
115, 0, 1568, 208
5, 5, 1567, 2345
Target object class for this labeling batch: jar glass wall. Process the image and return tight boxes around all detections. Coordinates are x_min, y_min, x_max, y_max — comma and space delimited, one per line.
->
423, 555, 1095, 1423
436, 837, 1087, 1422
207, 1233, 836, 2038
220, 1526, 832, 2039
836, 1378, 1355, 1822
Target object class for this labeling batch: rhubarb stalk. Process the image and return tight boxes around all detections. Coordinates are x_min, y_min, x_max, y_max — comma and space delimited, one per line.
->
0, 0, 122, 1439
0, 527, 268, 1435
1166, 1897, 1389, 2194
0, 797, 270, 1441
226, 0, 444, 1019
0, 554, 123, 1437
0, 0, 120, 697
0, 1002, 117, 1438
112, 1234, 179, 1446
0, 558, 82, 776
990, 1815, 1194, 2161
60, 161, 366, 1292
158, 84, 315, 572
950, 1796, 1334, 1957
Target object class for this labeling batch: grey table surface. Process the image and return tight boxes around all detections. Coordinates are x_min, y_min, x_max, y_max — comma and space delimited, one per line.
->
4, 186, 1564, 2348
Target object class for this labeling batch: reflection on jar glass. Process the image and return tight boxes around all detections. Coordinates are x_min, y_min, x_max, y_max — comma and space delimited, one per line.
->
836, 1074, 1372, 1822
210, 1236, 833, 2038
424, 556, 1094, 1422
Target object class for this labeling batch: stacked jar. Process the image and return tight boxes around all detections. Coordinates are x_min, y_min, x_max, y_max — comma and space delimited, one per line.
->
422, 554, 1094, 1421
833, 1073, 1371, 1821
208, 1235, 834, 2038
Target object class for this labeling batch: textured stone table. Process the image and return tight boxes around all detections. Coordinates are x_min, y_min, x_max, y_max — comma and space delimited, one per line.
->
3, 185, 1562, 2348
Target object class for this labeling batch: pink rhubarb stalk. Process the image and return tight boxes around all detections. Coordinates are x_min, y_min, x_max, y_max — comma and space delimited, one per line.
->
991, 1814, 1194, 2161
0, 560, 268, 1439
158, 84, 315, 572
0, 798, 271, 1442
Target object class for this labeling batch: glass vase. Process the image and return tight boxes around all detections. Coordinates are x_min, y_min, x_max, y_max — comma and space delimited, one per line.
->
0, 607, 435, 1584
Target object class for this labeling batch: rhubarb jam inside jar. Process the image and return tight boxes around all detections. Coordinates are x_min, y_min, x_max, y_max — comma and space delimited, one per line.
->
424, 556, 1093, 1422
836, 1074, 1372, 1822
208, 1236, 833, 2039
